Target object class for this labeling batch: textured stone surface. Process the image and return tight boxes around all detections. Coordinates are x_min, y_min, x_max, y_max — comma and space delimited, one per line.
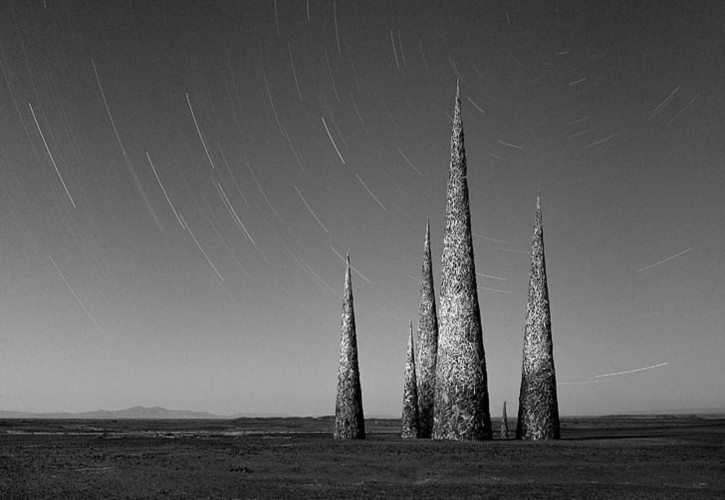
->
500, 401, 510, 440
401, 323, 420, 439
517, 196, 560, 440
334, 255, 365, 440
432, 83, 492, 441
416, 219, 439, 439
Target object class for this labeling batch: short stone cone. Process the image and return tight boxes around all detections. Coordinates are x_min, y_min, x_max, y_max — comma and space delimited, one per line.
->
401, 323, 420, 439
432, 82, 492, 441
516, 195, 560, 440
334, 254, 365, 439
500, 401, 509, 440
416, 219, 439, 439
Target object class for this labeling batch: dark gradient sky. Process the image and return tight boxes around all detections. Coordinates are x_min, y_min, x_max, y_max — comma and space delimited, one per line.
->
0, 1, 723, 416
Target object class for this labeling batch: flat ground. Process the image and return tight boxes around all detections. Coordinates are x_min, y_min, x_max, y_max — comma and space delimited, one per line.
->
1, 415, 724, 499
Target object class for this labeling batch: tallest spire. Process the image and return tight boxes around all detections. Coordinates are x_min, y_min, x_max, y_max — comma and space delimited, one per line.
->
432, 84, 492, 441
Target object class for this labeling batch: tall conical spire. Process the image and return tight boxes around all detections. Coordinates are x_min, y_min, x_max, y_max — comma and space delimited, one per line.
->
500, 401, 510, 439
334, 254, 365, 439
516, 195, 560, 440
432, 84, 492, 441
401, 322, 420, 439
416, 218, 439, 438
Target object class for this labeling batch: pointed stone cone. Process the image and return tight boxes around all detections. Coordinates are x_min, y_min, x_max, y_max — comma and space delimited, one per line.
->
516, 195, 560, 440
401, 322, 420, 439
416, 219, 439, 438
500, 401, 509, 440
334, 254, 365, 439
432, 82, 492, 441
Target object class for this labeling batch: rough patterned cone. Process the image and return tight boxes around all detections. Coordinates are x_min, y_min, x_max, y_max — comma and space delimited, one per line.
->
500, 401, 509, 439
432, 82, 492, 441
334, 254, 365, 439
516, 195, 560, 440
416, 219, 439, 438
401, 323, 420, 439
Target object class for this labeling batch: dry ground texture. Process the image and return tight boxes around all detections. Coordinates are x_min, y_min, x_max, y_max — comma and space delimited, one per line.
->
1, 415, 724, 499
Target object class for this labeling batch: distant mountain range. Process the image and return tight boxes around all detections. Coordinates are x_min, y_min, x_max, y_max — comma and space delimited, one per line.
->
621, 408, 725, 416
1, 406, 722, 420
0, 406, 227, 420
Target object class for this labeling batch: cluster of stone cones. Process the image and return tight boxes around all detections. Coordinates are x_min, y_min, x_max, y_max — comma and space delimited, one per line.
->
334, 83, 559, 442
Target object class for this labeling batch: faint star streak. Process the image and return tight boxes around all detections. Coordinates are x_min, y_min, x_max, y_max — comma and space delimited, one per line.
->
478, 285, 513, 294
472, 232, 510, 245
208, 217, 250, 278
669, 92, 700, 123
288, 43, 303, 102
466, 96, 485, 114
299, 257, 339, 298
397, 31, 407, 66
216, 144, 250, 206
390, 30, 400, 69
294, 185, 329, 233
583, 134, 615, 148
185, 92, 217, 171
566, 116, 589, 125
280, 123, 307, 175
214, 181, 256, 246
496, 139, 524, 150
355, 173, 386, 210
475, 272, 506, 281
636, 247, 693, 272
397, 147, 423, 176
649, 86, 680, 119
92, 58, 164, 232
28, 103, 76, 208
329, 245, 371, 284
568, 129, 592, 139
448, 58, 462, 81
244, 158, 278, 216
559, 379, 612, 386
273, 0, 280, 37
482, 150, 506, 161
146, 152, 185, 230
49, 255, 106, 336
350, 93, 369, 134
178, 213, 224, 281
595, 362, 669, 378
333, 1, 341, 55
321, 117, 345, 164
324, 50, 341, 102
263, 72, 286, 137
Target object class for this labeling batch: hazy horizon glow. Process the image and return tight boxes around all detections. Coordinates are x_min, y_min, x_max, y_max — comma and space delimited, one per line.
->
0, 1, 723, 418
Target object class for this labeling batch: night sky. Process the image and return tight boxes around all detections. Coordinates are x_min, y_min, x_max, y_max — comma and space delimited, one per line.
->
1, 1, 723, 417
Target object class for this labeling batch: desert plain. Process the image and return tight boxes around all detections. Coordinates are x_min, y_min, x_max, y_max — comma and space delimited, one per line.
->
1, 414, 724, 499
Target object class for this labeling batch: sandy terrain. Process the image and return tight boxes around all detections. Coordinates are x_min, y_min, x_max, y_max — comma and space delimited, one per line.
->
2, 415, 724, 498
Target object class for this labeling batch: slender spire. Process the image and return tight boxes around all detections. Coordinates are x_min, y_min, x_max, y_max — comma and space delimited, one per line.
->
334, 254, 365, 439
500, 401, 509, 439
432, 84, 492, 441
516, 195, 560, 440
401, 322, 420, 439
416, 218, 439, 438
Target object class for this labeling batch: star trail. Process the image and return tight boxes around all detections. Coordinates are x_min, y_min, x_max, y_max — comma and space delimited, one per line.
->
0, 1, 723, 417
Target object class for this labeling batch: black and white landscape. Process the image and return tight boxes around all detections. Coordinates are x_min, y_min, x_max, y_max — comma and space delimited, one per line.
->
1, 0, 724, 497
